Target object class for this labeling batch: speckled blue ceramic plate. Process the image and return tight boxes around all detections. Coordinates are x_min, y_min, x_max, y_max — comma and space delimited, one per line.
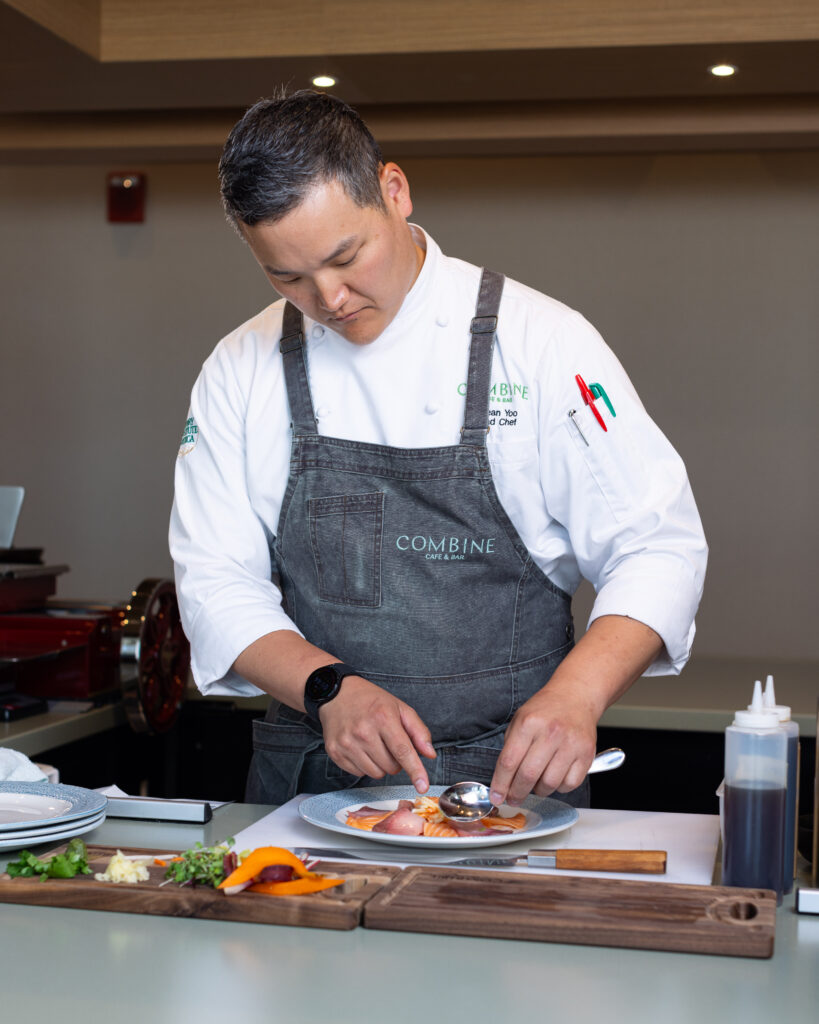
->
0, 782, 107, 831
0, 810, 106, 851
298, 785, 578, 848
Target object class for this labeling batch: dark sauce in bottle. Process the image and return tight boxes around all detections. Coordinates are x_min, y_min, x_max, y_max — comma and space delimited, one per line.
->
723, 783, 785, 903
783, 732, 798, 894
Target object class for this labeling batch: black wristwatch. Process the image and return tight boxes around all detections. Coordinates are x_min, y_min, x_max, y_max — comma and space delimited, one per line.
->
303, 663, 358, 725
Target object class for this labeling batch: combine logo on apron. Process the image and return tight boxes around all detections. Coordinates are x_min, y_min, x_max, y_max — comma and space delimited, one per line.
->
178, 416, 199, 457
395, 534, 497, 561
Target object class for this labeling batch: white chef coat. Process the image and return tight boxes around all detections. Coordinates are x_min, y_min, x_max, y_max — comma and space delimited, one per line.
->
170, 226, 707, 697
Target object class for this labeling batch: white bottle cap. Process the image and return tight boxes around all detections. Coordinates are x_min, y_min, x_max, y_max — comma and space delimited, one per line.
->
759, 674, 792, 722
736, 679, 781, 728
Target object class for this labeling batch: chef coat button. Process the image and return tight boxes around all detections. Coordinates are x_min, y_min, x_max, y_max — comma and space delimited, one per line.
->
316, 406, 330, 419
425, 402, 439, 414
312, 325, 325, 339
436, 314, 448, 327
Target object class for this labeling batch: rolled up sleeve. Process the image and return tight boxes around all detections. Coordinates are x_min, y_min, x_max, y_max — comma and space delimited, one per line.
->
542, 313, 707, 675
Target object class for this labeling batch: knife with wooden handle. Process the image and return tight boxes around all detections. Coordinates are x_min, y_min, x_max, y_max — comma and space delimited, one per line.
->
525, 849, 667, 873
297, 847, 667, 873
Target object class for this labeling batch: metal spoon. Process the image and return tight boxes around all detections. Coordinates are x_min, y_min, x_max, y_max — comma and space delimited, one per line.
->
438, 747, 627, 822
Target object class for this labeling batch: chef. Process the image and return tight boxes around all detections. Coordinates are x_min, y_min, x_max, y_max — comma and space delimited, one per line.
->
170, 90, 707, 809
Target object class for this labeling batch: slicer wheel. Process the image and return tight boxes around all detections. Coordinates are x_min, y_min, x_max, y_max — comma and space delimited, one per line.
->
120, 578, 189, 734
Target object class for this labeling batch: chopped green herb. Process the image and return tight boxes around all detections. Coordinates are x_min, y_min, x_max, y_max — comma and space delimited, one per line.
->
6, 838, 93, 882
162, 838, 235, 889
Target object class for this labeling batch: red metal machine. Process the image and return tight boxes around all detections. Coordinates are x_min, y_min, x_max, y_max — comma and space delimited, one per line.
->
0, 563, 189, 734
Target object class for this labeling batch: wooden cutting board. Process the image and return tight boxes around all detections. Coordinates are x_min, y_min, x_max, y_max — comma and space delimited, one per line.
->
362, 866, 777, 958
0, 846, 399, 931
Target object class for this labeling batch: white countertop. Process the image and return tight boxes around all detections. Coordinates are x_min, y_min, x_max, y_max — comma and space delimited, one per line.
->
1, 803, 816, 1024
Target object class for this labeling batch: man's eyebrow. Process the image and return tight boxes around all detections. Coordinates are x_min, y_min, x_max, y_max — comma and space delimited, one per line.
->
265, 235, 358, 277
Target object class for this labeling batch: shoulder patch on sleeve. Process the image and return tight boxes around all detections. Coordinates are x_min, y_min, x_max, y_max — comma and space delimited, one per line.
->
178, 415, 199, 456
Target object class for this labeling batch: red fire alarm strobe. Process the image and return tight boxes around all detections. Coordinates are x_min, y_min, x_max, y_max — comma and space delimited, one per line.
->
107, 172, 146, 222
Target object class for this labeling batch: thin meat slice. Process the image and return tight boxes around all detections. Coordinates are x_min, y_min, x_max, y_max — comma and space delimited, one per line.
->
346, 805, 394, 820
371, 807, 425, 836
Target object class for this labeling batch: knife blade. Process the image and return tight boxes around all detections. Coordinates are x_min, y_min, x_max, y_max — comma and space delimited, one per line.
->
297, 847, 667, 873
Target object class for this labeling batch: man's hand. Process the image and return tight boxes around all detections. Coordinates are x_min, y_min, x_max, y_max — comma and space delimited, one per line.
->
320, 676, 436, 793
489, 684, 598, 806
489, 615, 664, 807
233, 630, 437, 794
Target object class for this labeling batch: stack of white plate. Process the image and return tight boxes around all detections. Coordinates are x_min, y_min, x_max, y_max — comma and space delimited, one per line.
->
0, 781, 107, 852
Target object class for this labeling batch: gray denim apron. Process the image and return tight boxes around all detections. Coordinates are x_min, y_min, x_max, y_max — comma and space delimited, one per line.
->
246, 269, 588, 807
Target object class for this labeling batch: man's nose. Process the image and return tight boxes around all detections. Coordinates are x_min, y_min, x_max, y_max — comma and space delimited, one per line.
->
317, 278, 348, 313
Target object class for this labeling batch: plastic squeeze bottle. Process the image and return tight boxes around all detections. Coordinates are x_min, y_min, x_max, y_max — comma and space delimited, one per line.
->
723, 680, 787, 903
760, 675, 800, 895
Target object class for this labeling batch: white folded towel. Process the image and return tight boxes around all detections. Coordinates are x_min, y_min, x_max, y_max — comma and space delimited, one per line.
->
0, 748, 48, 782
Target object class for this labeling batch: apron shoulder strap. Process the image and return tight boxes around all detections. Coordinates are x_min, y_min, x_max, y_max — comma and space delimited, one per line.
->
462, 268, 505, 446
279, 302, 319, 435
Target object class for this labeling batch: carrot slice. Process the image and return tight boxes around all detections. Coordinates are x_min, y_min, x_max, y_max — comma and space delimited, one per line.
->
345, 814, 390, 831
248, 876, 344, 896
423, 821, 458, 838
218, 846, 316, 890
483, 812, 527, 831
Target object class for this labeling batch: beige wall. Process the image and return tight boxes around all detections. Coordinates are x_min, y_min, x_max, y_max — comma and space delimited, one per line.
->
1, 150, 817, 660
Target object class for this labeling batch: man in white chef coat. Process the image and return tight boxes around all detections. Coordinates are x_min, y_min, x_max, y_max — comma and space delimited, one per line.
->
170, 90, 707, 808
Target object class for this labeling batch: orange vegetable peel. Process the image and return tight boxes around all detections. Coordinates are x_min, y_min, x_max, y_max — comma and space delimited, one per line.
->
248, 877, 344, 896
218, 845, 340, 895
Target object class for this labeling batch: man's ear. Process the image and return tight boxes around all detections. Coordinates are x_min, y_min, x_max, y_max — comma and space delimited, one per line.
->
380, 162, 413, 218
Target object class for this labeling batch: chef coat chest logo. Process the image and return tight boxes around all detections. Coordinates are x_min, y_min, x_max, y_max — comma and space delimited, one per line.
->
457, 381, 529, 401
178, 416, 199, 457
394, 533, 497, 561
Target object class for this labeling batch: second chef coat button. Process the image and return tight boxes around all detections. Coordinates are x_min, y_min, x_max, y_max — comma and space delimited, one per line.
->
425, 402, 439, 414
312, 325, 325, 339
436, 313, 448, 327
316, 406, 330, 419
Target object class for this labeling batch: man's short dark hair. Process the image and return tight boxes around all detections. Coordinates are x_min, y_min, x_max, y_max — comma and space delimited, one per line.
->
218, 89, 386, 228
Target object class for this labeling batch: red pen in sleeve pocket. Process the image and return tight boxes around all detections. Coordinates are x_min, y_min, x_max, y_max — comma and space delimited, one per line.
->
575, 373, 607, 432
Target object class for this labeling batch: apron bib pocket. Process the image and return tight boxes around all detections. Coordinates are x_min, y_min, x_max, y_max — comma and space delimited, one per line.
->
307, 491, 384, 607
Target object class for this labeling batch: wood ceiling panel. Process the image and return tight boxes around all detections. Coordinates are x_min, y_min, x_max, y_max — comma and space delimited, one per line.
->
4, 0, 100, 57
7, 1, 819, 63
99, 1, 819, 62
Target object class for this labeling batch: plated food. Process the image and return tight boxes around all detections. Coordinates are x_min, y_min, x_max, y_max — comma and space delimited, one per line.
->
346, 795, 527, 838
299, 785, 579, 849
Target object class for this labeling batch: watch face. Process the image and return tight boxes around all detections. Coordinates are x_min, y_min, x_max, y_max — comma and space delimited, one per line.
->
307, 666, 341, 702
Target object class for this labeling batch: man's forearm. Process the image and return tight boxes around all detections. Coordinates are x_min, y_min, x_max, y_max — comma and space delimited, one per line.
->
233, 630, 339, 712
544, 613, 664, 717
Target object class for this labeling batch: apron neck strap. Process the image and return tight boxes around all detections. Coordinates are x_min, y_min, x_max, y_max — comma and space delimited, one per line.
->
461, 268, 505, 446
279, 302, 319, 435
280, 270, 505, 443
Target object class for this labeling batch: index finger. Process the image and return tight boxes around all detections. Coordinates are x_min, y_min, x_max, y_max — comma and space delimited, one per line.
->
381, 706, 433, 794
489, 731, 535, 807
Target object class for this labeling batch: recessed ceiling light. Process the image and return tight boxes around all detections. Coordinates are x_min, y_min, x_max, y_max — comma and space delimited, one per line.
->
709, 64, 737, 77
312, 75, 336, 88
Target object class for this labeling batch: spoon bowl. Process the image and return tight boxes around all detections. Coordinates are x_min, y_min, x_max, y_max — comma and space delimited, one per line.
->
438, 747, 626, 822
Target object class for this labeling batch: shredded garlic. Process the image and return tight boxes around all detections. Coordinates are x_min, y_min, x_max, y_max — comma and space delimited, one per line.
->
95, 850, 150, 884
